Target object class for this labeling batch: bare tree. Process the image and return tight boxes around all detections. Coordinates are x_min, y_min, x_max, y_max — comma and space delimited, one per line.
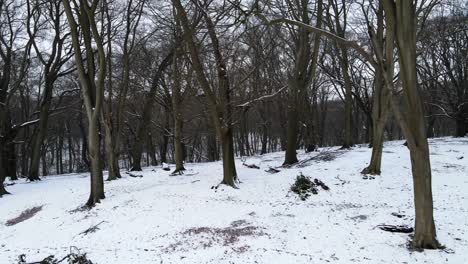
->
63, 0, 107, 207
26, 0, 74, 181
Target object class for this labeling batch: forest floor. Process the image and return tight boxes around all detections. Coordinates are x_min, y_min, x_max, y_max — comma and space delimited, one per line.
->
1, 137, 467, 263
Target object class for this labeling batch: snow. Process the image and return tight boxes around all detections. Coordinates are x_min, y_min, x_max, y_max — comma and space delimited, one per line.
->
1, 137, 467, 263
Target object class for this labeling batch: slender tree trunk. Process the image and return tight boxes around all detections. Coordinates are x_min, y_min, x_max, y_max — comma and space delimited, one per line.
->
66, 122, 73, 173
340, 47, 353, 149
260, 122, 268, 155
362, 2, 391, 175
171, 48, 185, 174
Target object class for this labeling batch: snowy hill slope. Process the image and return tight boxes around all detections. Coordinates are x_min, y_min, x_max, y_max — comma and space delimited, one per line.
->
1, 137, 467, 263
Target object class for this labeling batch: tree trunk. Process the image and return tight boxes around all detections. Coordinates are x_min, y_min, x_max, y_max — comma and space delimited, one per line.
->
383, 0, 439, 249
362, 120, 386, 175
455, 118, 466, 137
131, 141, 143, 171
284, 88, 299, 165
171, 51, 185, 174
6, 141, 17, 180
220, 129, 237, 186
0, 134, 9, 196
340, 47, 353, 149
260, 122, 268, 155
362, 1, 391, 175
147, 133, 158, 166
103, 117, 121, 180
410, 146, 438, 248
66, 122, 73, 173
29, 79, 54, 181
104, 124, 121, 180
86, 117, 105, 207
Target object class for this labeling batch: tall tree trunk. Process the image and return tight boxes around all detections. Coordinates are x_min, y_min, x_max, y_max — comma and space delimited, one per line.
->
171, 45, 185, 174
28, 74, 55, 180
383, 0, 439, 249
340, 47, 353, 149
362, 2, 392, 175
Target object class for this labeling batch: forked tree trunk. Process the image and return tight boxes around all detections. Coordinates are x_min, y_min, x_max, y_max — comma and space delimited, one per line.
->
362, 2, 392, 175
173, 0, 238, 187
383, 0, 439, 249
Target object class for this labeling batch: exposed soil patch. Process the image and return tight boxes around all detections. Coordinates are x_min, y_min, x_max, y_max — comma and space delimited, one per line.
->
5, 206, 43, 226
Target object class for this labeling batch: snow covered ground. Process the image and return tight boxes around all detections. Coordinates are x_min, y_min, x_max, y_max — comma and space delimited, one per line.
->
1, 137, 467, 263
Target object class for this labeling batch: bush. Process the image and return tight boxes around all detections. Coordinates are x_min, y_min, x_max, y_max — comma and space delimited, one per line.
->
290, 173, 329, 200
290, 173, 318, 200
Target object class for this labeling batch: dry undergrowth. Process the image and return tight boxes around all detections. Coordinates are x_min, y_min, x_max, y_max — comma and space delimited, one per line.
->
5, 206, 43, 226
166, 219, 267, 253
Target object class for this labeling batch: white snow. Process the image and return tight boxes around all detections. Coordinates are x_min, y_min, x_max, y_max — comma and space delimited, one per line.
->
1, 137, 467, 263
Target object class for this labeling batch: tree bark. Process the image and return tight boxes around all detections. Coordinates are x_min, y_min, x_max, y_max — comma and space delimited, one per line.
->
130, 52, 173, 171
63, 0, 107, 207
221, 128, 238, 186
87, 117, 105, 206
173, 0, 238, 187
383, 0, 439, 249
171, 44, 185, 174
455, 118, 466, 137
29, 79, 54, 181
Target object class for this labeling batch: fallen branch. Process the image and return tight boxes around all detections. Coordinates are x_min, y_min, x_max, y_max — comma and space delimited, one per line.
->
125, 172, 143, 178
243, 163, 260, 169
79, 221, 106, 236
265, 167, 280, 174
377, 224, 413, 233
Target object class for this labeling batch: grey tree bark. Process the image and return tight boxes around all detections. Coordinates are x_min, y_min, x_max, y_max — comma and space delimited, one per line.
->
63, 0, 107, 207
